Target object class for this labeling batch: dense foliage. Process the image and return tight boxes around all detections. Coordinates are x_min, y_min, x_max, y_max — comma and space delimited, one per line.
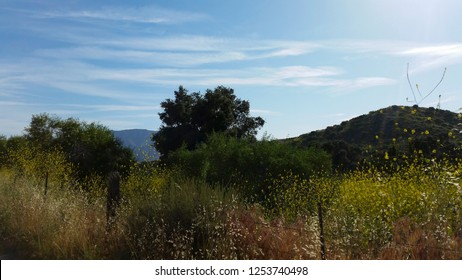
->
152, 86, 265, 158
167, 133, 331, 204
288, 105, 462, 170
2, 114, 134, 182
326, 159, 462, 259
1, 140, 460, 259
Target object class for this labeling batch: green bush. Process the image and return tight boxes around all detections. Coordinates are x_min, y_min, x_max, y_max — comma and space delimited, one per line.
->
23, 113, 135, 182
167, 133, 331, 203
7, 142, 74, 191
325, 160, 462, 259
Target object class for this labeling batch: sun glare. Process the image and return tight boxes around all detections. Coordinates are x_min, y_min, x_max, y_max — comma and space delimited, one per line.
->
370, 0, 453, 40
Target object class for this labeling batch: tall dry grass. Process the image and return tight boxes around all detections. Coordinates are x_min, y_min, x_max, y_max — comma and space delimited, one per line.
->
0, 169, 127, 259
1, 152, 461, 259
0, 167, 321, 259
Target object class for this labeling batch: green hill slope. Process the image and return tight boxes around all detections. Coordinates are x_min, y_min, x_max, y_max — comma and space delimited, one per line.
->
286, 105, 462, 170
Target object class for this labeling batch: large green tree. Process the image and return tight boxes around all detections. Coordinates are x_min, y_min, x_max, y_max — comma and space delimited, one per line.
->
24, 113, 134, 180
153, 86, 265, 157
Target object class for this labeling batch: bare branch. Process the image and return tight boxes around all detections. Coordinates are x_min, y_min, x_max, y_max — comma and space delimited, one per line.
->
416, 84, 423, 98
406, 63, 447, 106
419, 67, 447, 105
407, 63, 417, 104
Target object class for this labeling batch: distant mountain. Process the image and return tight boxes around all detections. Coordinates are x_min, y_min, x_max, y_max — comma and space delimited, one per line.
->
285, 105, 462, 169
112, 129, 159, 162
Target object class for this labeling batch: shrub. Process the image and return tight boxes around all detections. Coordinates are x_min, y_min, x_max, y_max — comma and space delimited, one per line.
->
167, 133, 331, 203
325, 160, 462, 259
7, 142, 74, 192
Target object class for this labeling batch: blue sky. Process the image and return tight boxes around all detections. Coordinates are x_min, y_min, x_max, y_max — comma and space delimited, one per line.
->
1, 0, 462, 138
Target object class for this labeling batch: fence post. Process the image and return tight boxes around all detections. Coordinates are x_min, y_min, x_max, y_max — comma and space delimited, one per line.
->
317, 201, 327, 260
44, 171, 49, 196
107, 171, 120, 229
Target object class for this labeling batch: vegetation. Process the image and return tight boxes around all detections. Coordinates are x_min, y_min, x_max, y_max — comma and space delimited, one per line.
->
0, 88, 461, 259
327, 159, 462, 259
1, 139, 460, 259
152, 86, 265, 158
167, 133, 331, 205
24, 114, 134, 179
288, 105, 462, 170
5, 114, 135, 183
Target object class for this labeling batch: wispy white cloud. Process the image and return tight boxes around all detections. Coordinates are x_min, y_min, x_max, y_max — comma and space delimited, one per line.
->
34, 32, 462, 75
274, 66, 340, 78
33, 5, 208, 25
325, 40, 462, 72
0, 101, 32, 107
64, 104, 160, 112
1, 56, 396, 101
84, 65, 391, 89
250, 109, 282, 116
399, 44, 462, 56
331, 77, 397, 90
59, 34, 319, 53
396, 44, 462, 73
48, 33, 462, 66
321, 39, 450, 58
34, 36, 319, 67
35, 47, 250, 67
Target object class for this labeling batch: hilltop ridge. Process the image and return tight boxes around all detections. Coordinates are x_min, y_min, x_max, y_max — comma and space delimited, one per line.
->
112, 129, 159, 162
286, 105, 462, 169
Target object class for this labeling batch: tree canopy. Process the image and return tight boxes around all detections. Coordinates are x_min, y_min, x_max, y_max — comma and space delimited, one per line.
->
23, 113, 134, 180
153, 86, 265, 157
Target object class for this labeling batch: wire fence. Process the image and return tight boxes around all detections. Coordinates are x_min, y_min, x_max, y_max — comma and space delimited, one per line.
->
246, 219, 462, 259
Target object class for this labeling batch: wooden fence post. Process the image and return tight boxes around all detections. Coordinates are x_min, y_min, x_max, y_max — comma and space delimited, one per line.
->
317, 201, 327, 260
107, 171, 120, 229
44, 171, 49, 196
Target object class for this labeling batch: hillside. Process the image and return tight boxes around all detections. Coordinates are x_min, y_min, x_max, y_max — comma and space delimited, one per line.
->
112, 129, 159, 161
286, 105, 462, 169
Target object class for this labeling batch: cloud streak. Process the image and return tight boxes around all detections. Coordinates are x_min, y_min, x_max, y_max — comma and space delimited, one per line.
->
34, 36, 320, 67
32, 5, 208, 25
325, 40, 462, 72
11, 36, 459, 106
63, 104, 161, 112
396, 44, 462, 73
32, 28, 462, 73
399, 44, 462, 57
0, 57, 396, 102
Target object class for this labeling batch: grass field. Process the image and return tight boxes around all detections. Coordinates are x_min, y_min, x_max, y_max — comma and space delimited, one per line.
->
1, 155, 461, 259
